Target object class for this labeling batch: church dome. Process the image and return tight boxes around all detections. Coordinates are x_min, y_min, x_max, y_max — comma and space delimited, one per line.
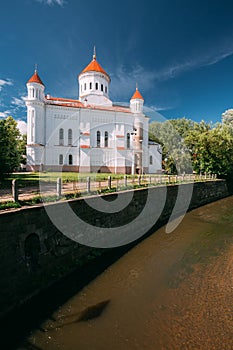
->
130, 86, 144, 113
27, 70, 44, 86
78, 48, 112, 106
79, 48, 110, 81
80, 57, 110, 80
131, 87, 144, 100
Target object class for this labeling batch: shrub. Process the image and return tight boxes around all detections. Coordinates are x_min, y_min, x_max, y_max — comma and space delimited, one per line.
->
0, 201, 21, 210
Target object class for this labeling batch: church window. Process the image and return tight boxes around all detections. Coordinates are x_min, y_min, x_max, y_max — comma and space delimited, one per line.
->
90, 82, 92, 89
105, 86, 107, 93
101, 84, 103, 92
59, 154, 63, 165
97, 131, 100, 147
69, 154, 73, 165
59, 128, 64, 145
32, 89, 35, 98
127, 133, 130, 149
104, 131, 108, 147
96, 82, 98, 90
68, 129, 72, 145
84, 83, 86, 90
150, 155, 153, 165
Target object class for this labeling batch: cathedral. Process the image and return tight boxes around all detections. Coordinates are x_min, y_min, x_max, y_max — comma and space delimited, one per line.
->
25, 49, 162, 174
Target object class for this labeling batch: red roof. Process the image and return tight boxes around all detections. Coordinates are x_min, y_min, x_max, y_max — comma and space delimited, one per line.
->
45, 96, 132, 113
79, 57, 110, 80
27, 70, 44, 86
45, 95, 84, 108
131, 88, 144, 100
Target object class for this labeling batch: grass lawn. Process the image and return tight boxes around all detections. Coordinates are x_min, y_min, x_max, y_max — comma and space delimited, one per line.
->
3, 171, 135, 186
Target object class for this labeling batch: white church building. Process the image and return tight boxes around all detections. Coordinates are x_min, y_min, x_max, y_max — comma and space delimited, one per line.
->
26, 50, 162, 174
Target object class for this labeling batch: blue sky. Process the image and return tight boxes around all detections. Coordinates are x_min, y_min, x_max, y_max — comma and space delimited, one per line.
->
1, 0, 233, 129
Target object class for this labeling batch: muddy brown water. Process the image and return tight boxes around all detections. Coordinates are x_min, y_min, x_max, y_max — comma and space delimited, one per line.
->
17, 196, 233, 349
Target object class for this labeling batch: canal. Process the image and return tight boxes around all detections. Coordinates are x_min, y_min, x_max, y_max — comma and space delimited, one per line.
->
7, 196, 233, 349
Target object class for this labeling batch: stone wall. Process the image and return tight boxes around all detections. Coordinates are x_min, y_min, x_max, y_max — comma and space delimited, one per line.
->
0, 180, 230, 318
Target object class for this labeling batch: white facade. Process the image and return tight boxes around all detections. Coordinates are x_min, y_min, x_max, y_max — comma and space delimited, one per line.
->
26, 52, 162, 174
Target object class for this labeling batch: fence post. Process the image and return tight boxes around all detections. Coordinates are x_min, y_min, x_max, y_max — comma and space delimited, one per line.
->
12, 179, 18, 202
149, 175, 151, 185
108, 176, 111, 190
205, 172, 207, 180
86, 176, 91, 193
124, 175, 127, 187
57, 177, 62, 199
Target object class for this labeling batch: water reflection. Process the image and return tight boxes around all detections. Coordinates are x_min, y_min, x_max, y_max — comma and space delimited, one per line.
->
21, 196, 233, 350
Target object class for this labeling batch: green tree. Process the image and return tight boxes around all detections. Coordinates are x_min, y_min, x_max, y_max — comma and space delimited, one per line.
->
149, 117, 233, 178
0, 116, 22, 176
18, 133, 27, 165
185, 123, 233, 178
149, 118, 194, 174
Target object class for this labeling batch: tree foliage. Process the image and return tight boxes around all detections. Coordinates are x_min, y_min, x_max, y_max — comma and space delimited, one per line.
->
185, 123, 233, 177
149, 118, 194, 174
0, 116, 25, 176
149, 118, 233, 178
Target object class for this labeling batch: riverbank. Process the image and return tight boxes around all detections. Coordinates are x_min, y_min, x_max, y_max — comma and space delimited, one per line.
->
21, 195, 233, 350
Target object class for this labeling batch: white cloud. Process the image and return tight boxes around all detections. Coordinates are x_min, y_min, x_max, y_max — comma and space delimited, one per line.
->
0, 111, 11, 118
0, 79, 13, 91
11, 96, 26, 108
111, 44, 233, 101
111, 64, 155, 100
17, 120, 27, 135
36, 0, 66, 6
152, 43, 233, 82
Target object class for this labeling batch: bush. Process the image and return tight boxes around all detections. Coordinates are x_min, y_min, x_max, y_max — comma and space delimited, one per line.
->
0, 201, 21, 210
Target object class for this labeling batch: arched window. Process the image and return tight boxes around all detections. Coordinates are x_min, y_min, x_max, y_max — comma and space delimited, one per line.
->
101, 84, 104, 92
69, 154, 73, 165
84, 83, 86, 90
68, 129, 72, 145
59, 154, 63, 165
96, 82, 98, 90
90, 82, 92, 89
104, 131, 108, 147
97, 131, 100, 147
150, 155, 153, 165
105, 86, 107, 93
127, 133, 130, 149
59, 128, 64, 145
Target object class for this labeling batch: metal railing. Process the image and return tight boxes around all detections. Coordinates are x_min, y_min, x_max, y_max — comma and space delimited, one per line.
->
0, 173, 218, 204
